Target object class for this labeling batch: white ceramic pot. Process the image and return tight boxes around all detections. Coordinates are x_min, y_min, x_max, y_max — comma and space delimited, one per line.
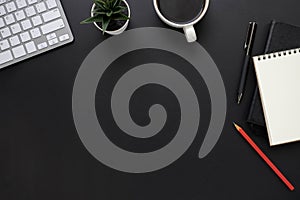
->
91, 0, 130, 35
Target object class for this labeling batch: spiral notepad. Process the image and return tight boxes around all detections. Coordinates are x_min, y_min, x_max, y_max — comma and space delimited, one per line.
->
253, 48, 300, 146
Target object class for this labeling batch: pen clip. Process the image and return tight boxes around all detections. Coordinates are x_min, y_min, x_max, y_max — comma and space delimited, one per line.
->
244, 22, 255, 50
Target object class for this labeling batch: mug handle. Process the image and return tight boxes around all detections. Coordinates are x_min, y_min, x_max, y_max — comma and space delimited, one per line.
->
183, 25, 197, 43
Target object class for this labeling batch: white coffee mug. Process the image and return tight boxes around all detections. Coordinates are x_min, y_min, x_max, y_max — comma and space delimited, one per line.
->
153, 0, 210, 43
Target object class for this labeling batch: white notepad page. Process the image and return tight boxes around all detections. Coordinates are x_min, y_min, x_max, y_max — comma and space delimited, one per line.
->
253, 49, 300, 146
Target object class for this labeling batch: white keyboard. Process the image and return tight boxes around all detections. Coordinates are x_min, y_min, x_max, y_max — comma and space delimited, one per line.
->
0, 0, 73, 69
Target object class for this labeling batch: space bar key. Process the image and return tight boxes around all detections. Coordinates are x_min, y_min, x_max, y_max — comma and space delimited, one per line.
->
41, 19, 65, 35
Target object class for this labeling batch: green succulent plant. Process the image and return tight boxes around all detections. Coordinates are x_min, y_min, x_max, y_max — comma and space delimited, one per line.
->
81, 0, 129, 34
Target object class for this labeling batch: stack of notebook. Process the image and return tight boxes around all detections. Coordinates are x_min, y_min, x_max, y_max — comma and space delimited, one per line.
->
248, 20, 300, 145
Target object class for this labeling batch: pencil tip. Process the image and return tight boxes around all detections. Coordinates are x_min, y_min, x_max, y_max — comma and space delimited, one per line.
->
233, 122, 239, 130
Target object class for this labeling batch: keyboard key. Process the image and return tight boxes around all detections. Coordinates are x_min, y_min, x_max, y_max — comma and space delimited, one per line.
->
9, 35, 20, 46
25, 41, 36, 53
0, 27, 11, 38
10, 23, 22, 34
12, 45, 26, 58
31, 15, 42, 26
0, 5, 5, 16
25, 6, 36, 17
35, 2, 46, 13
0, 17, 4, 28
30, 28, 41, 38
4, 14, 15, 25
0, 39, 9, 50
0, 50, 13, 65
48, 38, 58, 46
41, 19, 64, 34
15, 10, 26, 21
27, 0, 37, 5
16, 0, 27, 9
46, 33, 56, 40
59, 34, 69, 42
42, 8, 61, 22
5, 2, 17, 13
0, 0, 73, 68
20, 31, 31, 42
21, 19, 32, 30
46, 0, 57, 9
37, 42, 47, 50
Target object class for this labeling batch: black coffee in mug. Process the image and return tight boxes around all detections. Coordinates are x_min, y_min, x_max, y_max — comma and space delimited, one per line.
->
157, 0, 205, 24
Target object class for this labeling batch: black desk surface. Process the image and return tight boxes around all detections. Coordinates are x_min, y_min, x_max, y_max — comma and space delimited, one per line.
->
1, 0, 300, 199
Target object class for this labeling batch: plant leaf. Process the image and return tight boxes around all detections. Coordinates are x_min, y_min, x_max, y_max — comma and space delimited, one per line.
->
113, 6, 126, 14
109, 0, 114, 8
95, 0, 106, 10
113, 13, 129, 20
92, 11, 106, 15
92, 8, 107, 15
101, 17, 111, 34
106, 10, 113, 17
80, 15, 103, 24
102, 1, 110, 10
96, 0, 106, 5
113, 0, 122, 8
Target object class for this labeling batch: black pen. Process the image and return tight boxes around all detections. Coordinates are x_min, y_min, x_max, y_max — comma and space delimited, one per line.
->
237, 22, 257, 104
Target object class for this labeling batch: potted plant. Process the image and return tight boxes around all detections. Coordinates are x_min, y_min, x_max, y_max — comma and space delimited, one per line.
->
81, 0, 130, 35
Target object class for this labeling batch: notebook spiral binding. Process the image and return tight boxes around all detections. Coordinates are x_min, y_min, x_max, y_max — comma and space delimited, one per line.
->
256, 47, 300, 61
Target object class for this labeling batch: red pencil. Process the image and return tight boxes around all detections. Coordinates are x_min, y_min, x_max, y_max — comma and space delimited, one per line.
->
233, 122, 295, 191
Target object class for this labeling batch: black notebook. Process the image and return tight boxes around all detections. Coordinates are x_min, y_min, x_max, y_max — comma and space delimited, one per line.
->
247, 20, 300, 127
